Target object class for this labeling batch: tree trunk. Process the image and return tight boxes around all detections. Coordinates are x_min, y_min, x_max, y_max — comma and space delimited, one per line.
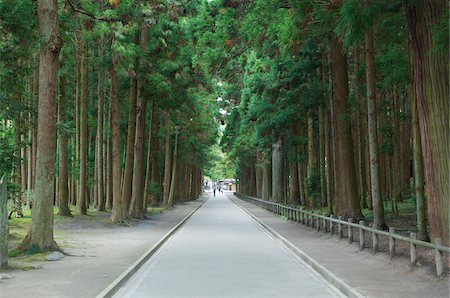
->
105, 100, 113, 211
272, 137, 283, 203
78, 42, 88, 215
167, 127, 179, 208
412, 90, 429, 241
21, 0, 61, 250
289, 142, 300, 205
13, 103, 23, 215
324, 107, 333, 214
365, 21, 387, 229
255, 152, 262, 198
110, 55, 124, 223
122, 70, 138, 217
319, 106, 326, 207
150, 108, 160, 207
129, 62, 148, 218
96, 54, 105, 212
0, 176, 8, 269
407, 0, 449, 246
143, 106, 153, 211
58, 74, 71, 217
162, 111, 171, 208
330, 35, 363, 220
261, 157, 270, 201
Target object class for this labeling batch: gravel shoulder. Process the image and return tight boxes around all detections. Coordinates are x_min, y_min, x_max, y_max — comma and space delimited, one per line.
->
228, 193, 449, 298
0, 198, 205, 298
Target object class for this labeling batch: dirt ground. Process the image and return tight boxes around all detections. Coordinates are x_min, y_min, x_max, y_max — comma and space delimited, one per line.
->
0, 199, 204, 298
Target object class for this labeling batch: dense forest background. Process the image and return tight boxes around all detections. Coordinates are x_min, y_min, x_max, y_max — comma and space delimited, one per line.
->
0, 0, 448, 262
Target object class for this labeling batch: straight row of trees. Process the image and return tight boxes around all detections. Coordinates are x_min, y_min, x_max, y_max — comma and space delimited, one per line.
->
0, 0, 220, 254
198, 0, 447, 245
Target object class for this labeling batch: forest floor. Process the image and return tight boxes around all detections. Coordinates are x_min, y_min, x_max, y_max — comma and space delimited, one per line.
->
229, 193, 449, 298
1, 198, 205, 297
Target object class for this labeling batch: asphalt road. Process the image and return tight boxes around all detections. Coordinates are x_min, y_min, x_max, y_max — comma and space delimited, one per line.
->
113, 193, 343, 298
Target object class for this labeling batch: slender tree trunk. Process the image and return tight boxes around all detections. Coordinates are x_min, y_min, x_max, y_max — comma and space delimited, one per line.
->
110, 54, 124, 223
407, 0, 449, 246
0, 177, 8, 269
412, 91, 429, 241
324, 107, 333, 214
289, 140, 300, 205
307, 111, 315, 208
105, 106, 113, 211
272, 137, 283, 203
255, 152, 262, 198
365, 20, 387, 229
167, 127, 179, 208
261, 157, 270, 201
129, 97, 147, 218
13, 104, 23, 214
150, 108, 160, 207
21, 0, 62, 250
162, 111, 171, 208
319, 105, 326, 207
58, 74, 71, 217
122, 70, 138, 217
78, 42, 88, 215
96, 55, 105, 212
143, 106, 153, 211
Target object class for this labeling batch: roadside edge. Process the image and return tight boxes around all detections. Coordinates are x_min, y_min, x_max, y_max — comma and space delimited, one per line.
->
96, 197, 208, 298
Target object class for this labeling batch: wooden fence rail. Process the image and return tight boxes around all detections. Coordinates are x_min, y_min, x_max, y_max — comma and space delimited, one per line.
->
234, 193, 449, 276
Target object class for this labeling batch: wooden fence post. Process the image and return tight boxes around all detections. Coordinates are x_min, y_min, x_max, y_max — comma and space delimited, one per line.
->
410, 232, 417, 267
389, 227, 395, 259
316, 216, 320, 232
0, 175, 8, 270
330, 215, 334, 235
348, 218, 353, 244
338, 216, 343, 239
372, 223, 378, 254
359, 220, 365, 250
435, 238, 443, 276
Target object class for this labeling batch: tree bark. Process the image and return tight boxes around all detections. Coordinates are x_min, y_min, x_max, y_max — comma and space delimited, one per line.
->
129, 97, 147, 218
105, 102, 113, 211
307, 110, 315, 208
150, 108, 160, 207
167, 127, 179, 208
407, 0, 449, 246
162, 111, 171, 208
365, 20, 387, 229
96, 51, 105, 212
255, 152, 263, 198
122, 69, 138, 216
110, 54, 124, 223
21, 0, 61, 250
330, 35, 363, 220
143, 106, 153, 211
58, 74, 71, 217
261, 156, 270, 201
271, 137, 283, 203
412, 95, 429, 241
78, 42, 88, 215
0, 176, 8, 269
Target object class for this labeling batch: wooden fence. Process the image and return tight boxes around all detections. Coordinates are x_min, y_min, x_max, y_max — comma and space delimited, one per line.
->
234, 193, 449, 276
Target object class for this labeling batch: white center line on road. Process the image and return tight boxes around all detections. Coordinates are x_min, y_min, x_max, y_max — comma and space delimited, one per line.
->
114, 193, 345, 298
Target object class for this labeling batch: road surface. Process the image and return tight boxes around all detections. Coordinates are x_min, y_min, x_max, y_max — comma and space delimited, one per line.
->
113, 193, 343, 297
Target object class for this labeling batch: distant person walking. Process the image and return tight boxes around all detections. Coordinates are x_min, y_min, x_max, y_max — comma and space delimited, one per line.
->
213, 188, 216, 197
